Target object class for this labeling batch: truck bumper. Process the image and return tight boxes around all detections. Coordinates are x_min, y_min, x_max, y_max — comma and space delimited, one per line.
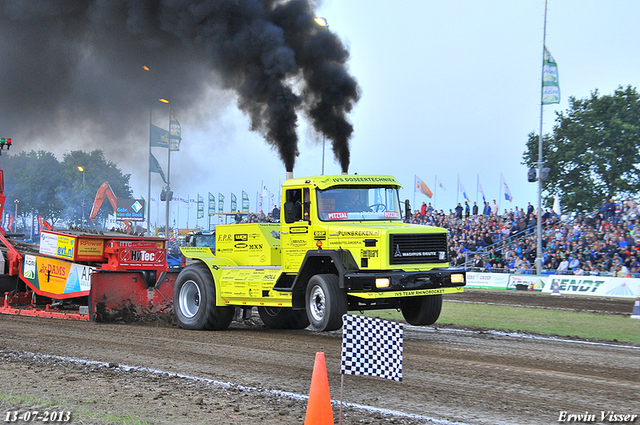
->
344, 267, 466, 298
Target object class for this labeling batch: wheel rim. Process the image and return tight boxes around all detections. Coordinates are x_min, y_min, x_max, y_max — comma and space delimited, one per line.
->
309, 285, 326, 322
179, 280, 201, 319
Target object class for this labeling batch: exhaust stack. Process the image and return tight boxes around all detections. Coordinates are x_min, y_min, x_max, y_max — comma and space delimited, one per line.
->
286, 171, 293, 180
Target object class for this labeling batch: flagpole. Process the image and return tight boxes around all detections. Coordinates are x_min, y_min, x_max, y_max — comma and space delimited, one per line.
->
412, 176, 416, 217
434, 176, 437, 210
339, 374, 344, 425
536, 0, 549, 275
498, 173, 502, 213
176, 195, 180, 231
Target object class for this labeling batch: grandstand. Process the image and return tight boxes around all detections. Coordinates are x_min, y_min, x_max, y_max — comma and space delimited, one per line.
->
406, 197, 640, 278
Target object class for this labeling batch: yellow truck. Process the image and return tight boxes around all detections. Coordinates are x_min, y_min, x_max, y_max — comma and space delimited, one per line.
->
175, 174, 465, 331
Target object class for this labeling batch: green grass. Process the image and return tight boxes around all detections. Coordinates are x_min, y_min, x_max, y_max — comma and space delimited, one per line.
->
76, 408, 152, 425
366, 301, 640, 344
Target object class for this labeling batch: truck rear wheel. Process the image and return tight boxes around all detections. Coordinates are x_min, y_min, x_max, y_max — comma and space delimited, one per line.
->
401, 294, 442, 326
174, 263, 234, 330
258, 307, 310, 329
305, 274, 347, 332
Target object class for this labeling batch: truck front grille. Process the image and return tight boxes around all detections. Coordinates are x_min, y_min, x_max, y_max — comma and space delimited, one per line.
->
389, 233, 448, 265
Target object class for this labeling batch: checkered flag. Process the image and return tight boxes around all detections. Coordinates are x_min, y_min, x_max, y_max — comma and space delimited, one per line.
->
340, 314, 404, 381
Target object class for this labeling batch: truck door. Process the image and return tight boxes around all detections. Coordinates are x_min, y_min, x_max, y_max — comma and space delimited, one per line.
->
281, 187, 314, 273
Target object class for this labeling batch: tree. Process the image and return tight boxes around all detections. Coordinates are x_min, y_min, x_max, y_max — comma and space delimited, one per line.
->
1, 149, 133, 230
2, 150, 65, 228
523, 85, 640, 212
60, 150, 132, 227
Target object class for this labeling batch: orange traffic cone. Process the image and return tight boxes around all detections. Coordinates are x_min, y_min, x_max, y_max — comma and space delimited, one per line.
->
304, 352, 334, 425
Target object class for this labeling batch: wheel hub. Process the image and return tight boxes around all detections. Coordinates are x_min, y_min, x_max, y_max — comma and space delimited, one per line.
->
309, 286, 326, 322
179, 280, 201, 319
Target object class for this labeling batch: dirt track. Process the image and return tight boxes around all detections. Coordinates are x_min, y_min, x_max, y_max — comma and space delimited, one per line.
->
0, 290, 639, 425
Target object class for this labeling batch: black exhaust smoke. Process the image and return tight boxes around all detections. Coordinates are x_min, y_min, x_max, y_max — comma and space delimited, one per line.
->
0, 0, 360, 173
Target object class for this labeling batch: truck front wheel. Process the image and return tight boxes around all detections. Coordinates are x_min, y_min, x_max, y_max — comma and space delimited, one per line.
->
401, 294, 442, 326
305, 274, 347, 332
174, 263, 234, 330
258, 307, 310, 329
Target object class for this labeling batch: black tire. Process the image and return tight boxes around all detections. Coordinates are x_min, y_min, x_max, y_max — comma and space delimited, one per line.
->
305, 274, 347, 331
173, 263, 234, 330
257, 307, 310, 329
401, 294, 442, 326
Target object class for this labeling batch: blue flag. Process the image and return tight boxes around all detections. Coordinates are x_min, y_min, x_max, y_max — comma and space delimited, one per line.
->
150, 124, 169, 148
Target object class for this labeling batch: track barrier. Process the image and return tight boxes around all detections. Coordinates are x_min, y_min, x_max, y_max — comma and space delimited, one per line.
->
467, 272, 640, 298
304, 352, 334, 425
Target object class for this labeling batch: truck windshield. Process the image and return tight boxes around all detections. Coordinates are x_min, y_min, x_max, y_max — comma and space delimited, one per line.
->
316, 186, 402, 221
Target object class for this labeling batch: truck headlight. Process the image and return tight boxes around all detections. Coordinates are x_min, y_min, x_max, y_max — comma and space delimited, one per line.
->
451, 273, 465, 284
375, 278, 390, 288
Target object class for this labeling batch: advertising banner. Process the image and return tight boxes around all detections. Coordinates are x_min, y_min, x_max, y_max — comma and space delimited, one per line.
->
242, 191, 249, 212
2, 211, 12, 232
32, 214, 41, 237
197, 194, 204, 219
231, 193, 237, 213
466, 272, 510, 289
508, 274, 548, 291
543, 275, 640, 299
39, 232, 75, 260
116, 199, 146, 222
75, 238, 105, 262
208, 193, 215, 215
21, 254, 93, 298
109, 240, 167, 271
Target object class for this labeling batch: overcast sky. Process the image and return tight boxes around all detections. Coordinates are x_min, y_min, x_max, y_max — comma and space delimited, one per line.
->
5, 0, 640, 230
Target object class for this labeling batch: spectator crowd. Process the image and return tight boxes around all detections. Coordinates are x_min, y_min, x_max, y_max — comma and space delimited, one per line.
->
408, 198, 640, 277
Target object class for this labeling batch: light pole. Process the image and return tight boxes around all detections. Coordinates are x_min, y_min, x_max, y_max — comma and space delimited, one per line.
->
144, 65, 152, 234
314, 17, 328, 175
77, 166, 85, 227
159, 98, 171, 239
13, 199, 18, 233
